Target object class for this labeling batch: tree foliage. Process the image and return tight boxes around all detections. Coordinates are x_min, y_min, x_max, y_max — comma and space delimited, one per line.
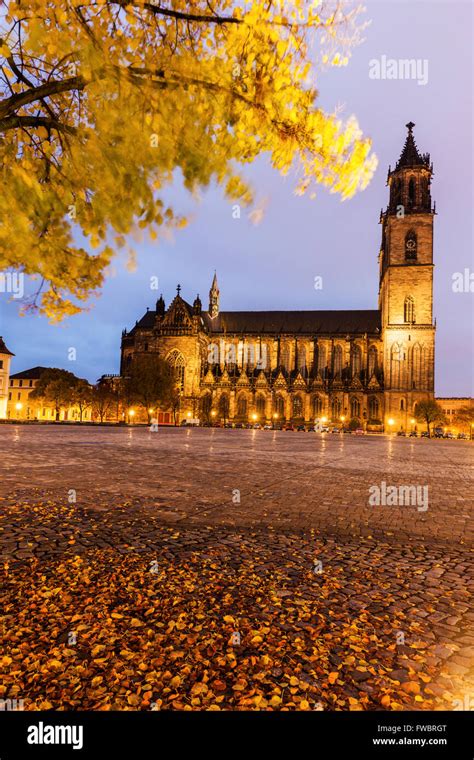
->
127, 354, 175, 418
29, 367, 86, 419
0, 1, 377, 319
414, 399, 445, 436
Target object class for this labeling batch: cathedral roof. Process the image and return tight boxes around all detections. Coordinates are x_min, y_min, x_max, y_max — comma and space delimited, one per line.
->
394, 122, 430, 171
127, 306, 381, 337
202, 309, 381, 335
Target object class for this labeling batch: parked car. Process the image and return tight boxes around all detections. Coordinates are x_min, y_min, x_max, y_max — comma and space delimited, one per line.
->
297, 424, 306, 432
444, 432, 455, 439
397, 431, 406, 436
343, 428, 352, 434
409, 431, 418, 437
433, 430, 444, 438
321, 426, 330, 433
224, 422, 233, 428
354, 428, 365, 436
307, 427, 316, 432
253, 423, 261, 429
285, 424, 294, 431
234, 422, 244, 429
263, 424, 272, 430
421, 431, 430, 438
458, 432, 467, 439
331, 427, 341, 434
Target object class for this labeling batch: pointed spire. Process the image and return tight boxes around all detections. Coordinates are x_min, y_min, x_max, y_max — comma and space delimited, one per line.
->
208, 271, 220, 319
395, 122, 430, 171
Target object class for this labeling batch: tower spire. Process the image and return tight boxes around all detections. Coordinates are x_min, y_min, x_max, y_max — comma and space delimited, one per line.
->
208, 271, 220, 319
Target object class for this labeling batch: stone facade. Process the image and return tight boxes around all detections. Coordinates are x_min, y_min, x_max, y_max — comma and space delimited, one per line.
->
0, 336, 14, 420
121, 124, 437, 431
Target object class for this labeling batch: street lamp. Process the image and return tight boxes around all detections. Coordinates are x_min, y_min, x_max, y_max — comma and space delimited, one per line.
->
128, 409, 135, 423
388, 418, 395, 433
321, 416, 327, 423
187, 411, 192, 418
251, 413, 258, 421
15, 402, 23, 411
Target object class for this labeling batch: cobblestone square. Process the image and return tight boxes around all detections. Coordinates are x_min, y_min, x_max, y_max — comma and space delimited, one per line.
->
1, 426, 473, 711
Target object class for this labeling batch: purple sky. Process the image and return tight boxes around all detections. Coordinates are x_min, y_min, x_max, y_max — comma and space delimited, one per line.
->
1, 1, 472, 396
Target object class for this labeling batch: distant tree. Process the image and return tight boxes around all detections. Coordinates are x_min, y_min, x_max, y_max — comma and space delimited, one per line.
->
128, 355, 175, 422
414, 399, 445, 437
91, 377, 118, 423
348, 417, 360, 430
453, 405, 474, 437
71, 378, 92, 422
30, 368, 78, 420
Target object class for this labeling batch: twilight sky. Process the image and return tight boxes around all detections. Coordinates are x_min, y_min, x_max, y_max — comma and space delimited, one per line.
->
0, 0, 472, 396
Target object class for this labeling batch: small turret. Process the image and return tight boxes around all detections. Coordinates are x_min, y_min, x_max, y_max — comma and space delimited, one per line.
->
156, 294, 165, 316
193, 294, 202, 315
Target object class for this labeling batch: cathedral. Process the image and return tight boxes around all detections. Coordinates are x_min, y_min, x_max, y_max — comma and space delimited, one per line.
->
120, 123, 436, 430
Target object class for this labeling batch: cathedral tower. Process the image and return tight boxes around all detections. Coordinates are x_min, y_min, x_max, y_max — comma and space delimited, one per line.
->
379, 122, 436, 430
208, 271, 220, 319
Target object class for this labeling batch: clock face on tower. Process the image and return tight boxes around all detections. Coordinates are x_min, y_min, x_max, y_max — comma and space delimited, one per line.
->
406, 239, 416, 250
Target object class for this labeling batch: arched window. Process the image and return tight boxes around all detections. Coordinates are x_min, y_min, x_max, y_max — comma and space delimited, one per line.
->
256, 395, 266, 417
292, 395, 303, 418
318, 344, 327, 378
351, 345, 362, 378
274, 395, 285, 419
331, 397, 342, 420
412, 343, 425, 389
408, 178, 415, 208
312, 395, 323, 416
350, 397, 361, 418
237, 395, 248, 418
166, 349, 186, 390
297, 344, 307, 373
404, 296, 415, 323
368, 396, 379, 420
368, 346, 378, 377
400, 398, 405, 411
280, 343, 290, 372
390, 343, 404, 389
219, 394, 230, 420
333, 345, 343, 377
201, 393, 212, 421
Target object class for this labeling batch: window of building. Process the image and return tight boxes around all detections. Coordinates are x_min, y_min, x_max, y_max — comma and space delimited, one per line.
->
312, 395, 323, 416
404, 296, 415, 323
0, 360, 3, 369
274, 395, 285, 419
292, 395, 303, 418
368, 396, 379, 419
256, 395, 266, 417
166, 349, 186, 390
237, 396, 247, 417
19, 380, 23, 387
351, 345, 362, 378
368, 346, 378, 376
350, 397, 361, 418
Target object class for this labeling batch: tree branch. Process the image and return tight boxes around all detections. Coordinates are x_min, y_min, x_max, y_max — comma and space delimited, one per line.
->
0, 115, 76, 134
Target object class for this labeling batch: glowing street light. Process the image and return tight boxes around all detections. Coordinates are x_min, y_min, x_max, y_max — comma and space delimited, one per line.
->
187, 411, 192, 418
148, 408, 154, 414
251, 413, 258, 421
15, 402, 22, 411
273, 413, 278, 419
321, 416, 327, 423
128, 409, 135, 423
211, 410, 216, 417
388, 418, 395, 432
340, 415, 345, 422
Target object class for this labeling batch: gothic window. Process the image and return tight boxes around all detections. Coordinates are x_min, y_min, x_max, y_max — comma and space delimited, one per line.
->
404, 296, 415, 323
237, 395, 248, 417
350, 397, 361, 418
292, 395, 303, 418
333, 345, 343, 377
201, 393, 212, 421
318, 344, 327, 378
408, 178, 416, 208
368, 346, 378, 376
219, 394, 230, 419
351, 345, 362, 378
405, 230, 417, 260
400, 398, 405, 411
390, 343, 405, 389
256, 395, 266, 417
166, 349, 186, 390
312, 395, 323, 416
368, 396, 379, 420
281, 343, 290, 372
297, 344, 307, 373
412, 343, 424, 389
144, 342, 148, 351
274, 395, 285, 418
331, 397, 342, 420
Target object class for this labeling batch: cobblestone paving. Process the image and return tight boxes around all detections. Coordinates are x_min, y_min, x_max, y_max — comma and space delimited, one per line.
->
1, 426, 473, 710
